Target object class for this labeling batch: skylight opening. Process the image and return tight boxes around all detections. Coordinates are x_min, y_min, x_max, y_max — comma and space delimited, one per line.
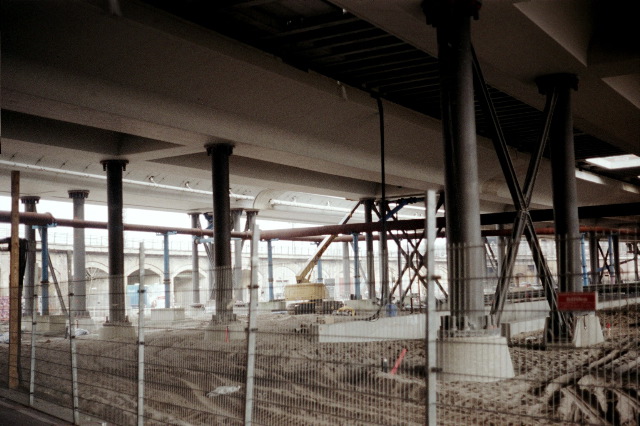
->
575, 170, 605, 184
585, 154, 640, 170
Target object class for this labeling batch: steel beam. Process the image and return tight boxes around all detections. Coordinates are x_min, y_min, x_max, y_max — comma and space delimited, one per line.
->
206, 143, 234, 323
101, 159, 128, 323
68, 190, 89, 317
20, 196, 39, 317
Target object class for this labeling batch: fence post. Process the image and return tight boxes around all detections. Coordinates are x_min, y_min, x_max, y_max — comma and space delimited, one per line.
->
425, 190, 437, 425
244, 225, 260, 425
137, 286, 146, 426
67, 291, 80, 424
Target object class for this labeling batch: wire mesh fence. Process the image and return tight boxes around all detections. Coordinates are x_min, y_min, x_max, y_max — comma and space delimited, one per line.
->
0, 230, 638, 425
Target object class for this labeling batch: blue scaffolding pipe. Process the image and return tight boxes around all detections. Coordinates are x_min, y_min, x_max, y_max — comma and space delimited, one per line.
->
267, 240, 274, 301
352, 233, 361, 298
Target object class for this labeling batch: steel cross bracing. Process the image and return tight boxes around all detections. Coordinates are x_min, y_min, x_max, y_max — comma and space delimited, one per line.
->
471, 47, 570, 337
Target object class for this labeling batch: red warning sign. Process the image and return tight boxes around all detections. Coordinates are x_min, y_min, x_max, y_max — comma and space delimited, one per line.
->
557, 292, 597, 311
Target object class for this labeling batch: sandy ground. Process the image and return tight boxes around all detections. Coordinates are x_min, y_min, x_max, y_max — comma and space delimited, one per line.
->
0, 308, 638, 425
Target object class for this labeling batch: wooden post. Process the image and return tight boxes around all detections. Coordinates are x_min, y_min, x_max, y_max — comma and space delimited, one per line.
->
9, 171, 21, 389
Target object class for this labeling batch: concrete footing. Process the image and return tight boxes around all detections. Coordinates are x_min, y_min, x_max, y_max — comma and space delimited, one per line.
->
204, 322, 245, 342
343, 299, 378, 316
313, 313, 426, 343
21, 315, 68, 334
545, 313, 605, 348
437, 333, 515, 382
99, 322, 136, 340
150, 308, 185, 327
259, 300, 286, 312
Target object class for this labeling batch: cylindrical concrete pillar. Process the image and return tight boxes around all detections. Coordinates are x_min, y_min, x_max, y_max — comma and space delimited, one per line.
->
101, 159, 128, 323
20, 196, 39, 317
342, 241, 350, 298
163, 232, 171, 308
267, 240, 274, 301
206, 143, 234, 322
40, 225, 49, 315
364, 198, 376, 299
68, 190, 90, 317
435, 8, 484, 329
231, 208, 243, 302
190, 213, 200, 305
538, 74, 581, 293
353, 233, 361, 299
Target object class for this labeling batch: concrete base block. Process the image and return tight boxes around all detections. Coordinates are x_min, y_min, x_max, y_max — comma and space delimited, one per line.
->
572, 314, 605, 347
501, 317, 547, 343
48, 315, 68, 334
99, 322, 136, 340
204, 322, 245, 342
544, 314, 605, 348
70, 317, 97, 333
315, 314, 426, 343
259, 300, 286, 312
343, 299, 378, 315
150, 308, 185, 327
21, 315, 51, 333
437, 334, 515, 382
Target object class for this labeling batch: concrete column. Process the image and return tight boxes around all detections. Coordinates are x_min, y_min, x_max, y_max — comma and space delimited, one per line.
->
378, 201, 390, 304
538, 74, 581, 293
316, 242, 323, 283
364, 198, 376, 299
20, 196, 39, 317
139, 242, 145, 296
162, 232, 171, 308
612, 234, 621, 284
40, 225, 50, 315
342, 241, 350, 298
101, 159, 128, 324
353, 233, 361, 299
231, 208, 243, 302
206, 143, 234, 323
68, 190, 90, 317
267, 240, 274, 301
432, 5, 484, 330
190, 213, 200, 305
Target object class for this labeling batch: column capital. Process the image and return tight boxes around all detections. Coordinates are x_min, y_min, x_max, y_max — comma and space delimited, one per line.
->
68, 189, 90, 199
206, 143, 234, 157
20, 195, 40, 205
536, 73, 579, 95
100, 159, 129, 171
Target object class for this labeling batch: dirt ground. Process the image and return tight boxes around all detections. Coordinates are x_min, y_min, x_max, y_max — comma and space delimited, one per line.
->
0, 308, 638, 425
